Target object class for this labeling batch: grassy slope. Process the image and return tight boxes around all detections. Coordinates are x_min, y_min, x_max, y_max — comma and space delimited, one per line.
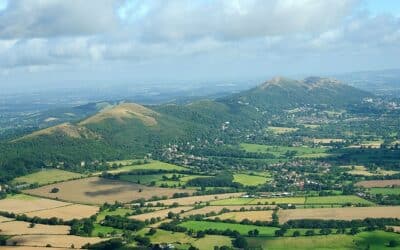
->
12, 169, 84, 185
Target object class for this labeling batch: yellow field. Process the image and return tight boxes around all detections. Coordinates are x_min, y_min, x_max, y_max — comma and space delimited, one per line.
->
355, 179, 400, 188
6, 235, 105, 248
146, 192, 244, 206
25, 204, 99, 221
279, 206, 400, 223
0, 221, 69, 235
209, 210, 273, 222
0, 195, 70, 214
129, 206, 193, 221
25, 177, 194, 205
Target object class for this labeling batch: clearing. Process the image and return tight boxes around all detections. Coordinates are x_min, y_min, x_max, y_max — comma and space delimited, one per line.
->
233, 174, 269, 186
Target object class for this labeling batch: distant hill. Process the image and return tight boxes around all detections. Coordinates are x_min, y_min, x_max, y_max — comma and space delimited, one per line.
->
0, 76, 373, 182
220, 76, 371, 110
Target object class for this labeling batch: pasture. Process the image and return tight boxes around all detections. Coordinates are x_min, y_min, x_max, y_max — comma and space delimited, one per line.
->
0, 221, 69, 235
129, 206, 193, 221
233, 173, 269, 186
341, 165, 398, 176
12, 169, 84, 186
24, 177, 194, 205
355, 179, 400, 188
0, 194, 69, 214
181, 205, 275, 217
211, 197, 306, 206
247, 231, 400, 250
266, 126, 298, 134
209, 210, 274, 222
305, 195, 374, 205
240, 143, 330, 158
179, 221, 278, 236
278, 206, 400, 223
119, 173, 209, 187
6, 235, 105, 248
369, 187, 400, 195
107, 160, 187, 174
25, 204, 99, 221
146, 192, 244, 206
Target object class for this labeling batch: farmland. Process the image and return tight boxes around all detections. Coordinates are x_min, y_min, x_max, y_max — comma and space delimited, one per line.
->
304, 195, 374, 205
247, 231, 400, 250
0, 194, 69, 214
355, 179, 400, 188
11, 169, 84, 186
369, 187, 400, 195
5, 235, 105, 248
266, 126, 298, 134
129, 206, 193, 221
181, 205, 275, 217
179, 220, 279, 236
233, 173, 269, 186
119, 173, 210, 187
211, 197, 306, 205
0, 221, 70, 235
240, 143, 331, 158
146, 192, 244, 206
208, 210, 274, 222
24, 177, 194, 204
278, 206, 400, 223
107, 160, 187, 174
25, 204, 99, 220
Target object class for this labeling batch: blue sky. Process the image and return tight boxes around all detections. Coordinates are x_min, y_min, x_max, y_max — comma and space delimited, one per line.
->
0, 0, 399, 90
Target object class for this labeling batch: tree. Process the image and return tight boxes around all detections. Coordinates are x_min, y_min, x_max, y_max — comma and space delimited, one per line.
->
50, 187, 59, 193
305, 230, 315, 236
233, 236, 248, 249
292, 231, 301, 237
388, 240, 398, 247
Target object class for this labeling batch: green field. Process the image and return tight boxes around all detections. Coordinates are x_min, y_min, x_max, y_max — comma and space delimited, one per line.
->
211, 197, 306, 206
240, 143, 330, 158
107, 160, 187, 174
233, 173, 269, 186
179, 221, 279, 236
119, 173, 209, 187
96, 208, 132, 222
266, 126, 298, 134
12, 169, 84, 186
305, 195, 374, 205
369, 187, 400, 195
247, 231, 400, 250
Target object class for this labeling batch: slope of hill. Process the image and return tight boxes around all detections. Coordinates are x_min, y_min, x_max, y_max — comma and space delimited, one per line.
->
220, 76, 371, 110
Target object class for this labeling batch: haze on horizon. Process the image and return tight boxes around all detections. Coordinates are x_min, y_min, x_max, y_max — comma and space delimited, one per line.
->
0, 0, 400, 92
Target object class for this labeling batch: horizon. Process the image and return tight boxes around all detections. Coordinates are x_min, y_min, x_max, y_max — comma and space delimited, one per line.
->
0, 0, 400, 92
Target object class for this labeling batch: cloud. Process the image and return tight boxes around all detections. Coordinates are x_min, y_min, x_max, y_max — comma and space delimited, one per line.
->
0, 0, 121, 39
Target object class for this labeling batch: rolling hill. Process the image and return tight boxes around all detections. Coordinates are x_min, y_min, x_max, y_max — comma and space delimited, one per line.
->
0, 77, 373, 182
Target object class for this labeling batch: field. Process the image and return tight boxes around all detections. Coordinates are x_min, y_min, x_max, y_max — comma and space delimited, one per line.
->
313, 138, 344, 144
278, 206, 400, 223
179, 221, 279, 236
24, 177, 194, 205
138, 228, 232, 250
355, 179, 400, 188
119, 173, 210, 187
0, 216, 13, 223
25, 204, 99, 221
233, 173, 269, 186
12, 169, 84, 186
181, 205, 275, 217
266, 126, 298, 134
129, 206, 193, 221
0, 194, 70, 214
0, 221, 70, 235
208, 210, 273, 222
107, 160, 187, 174
341, 165, 398, 176
305, 195, 374, 205
369, 187, 400, 195
146, 192, 244, 206
240, 143, 331, 158
0, 247, 72, 250
247, 231, 400, 250
96, 208, 132, 222
6, 235, 105, 248
211, 197, 306, 205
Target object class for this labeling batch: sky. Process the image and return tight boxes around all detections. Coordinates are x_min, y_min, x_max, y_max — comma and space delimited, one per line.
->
0, 0, 399, 91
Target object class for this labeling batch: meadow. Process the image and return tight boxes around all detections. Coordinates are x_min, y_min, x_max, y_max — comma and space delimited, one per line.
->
119, 173, 210, 187
247, 231, 400, 250
179, 220, 279, 236
107, 160, 187, 174
146, 192, 244, 206
305, 195, 374, 205
369, 187, 400, 195
5, 235, 104, 248
129, 206, 193, 221
0, 194, 70, 214
233, 173, 269, 186
355, 179, 400, 188
12, 169, 84, 186
208, 210, 274, 222
211, 197, 306, 206
240, 143, 331, 158
266, 126, 298, 134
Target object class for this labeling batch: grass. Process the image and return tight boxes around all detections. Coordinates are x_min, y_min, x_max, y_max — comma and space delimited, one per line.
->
12, 169, 84, 186
266, 126, 298, 134
119, 173, 210, 187
233, 174, 269, 186
179, 220, 278, 236
107, 160, 187, 174
6, 193, 39, 200
305, 195, 374, 205
92, 224, 123, 236
240, 143, 330, 159
369, 187, 400, 195
210, 197, 306, 206
247, 231, 400, 250
96, 208, 132, 222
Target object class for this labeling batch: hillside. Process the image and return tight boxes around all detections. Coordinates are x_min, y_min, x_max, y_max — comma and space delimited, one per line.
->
220, 76, 371, 110
0, 77, 373, 182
